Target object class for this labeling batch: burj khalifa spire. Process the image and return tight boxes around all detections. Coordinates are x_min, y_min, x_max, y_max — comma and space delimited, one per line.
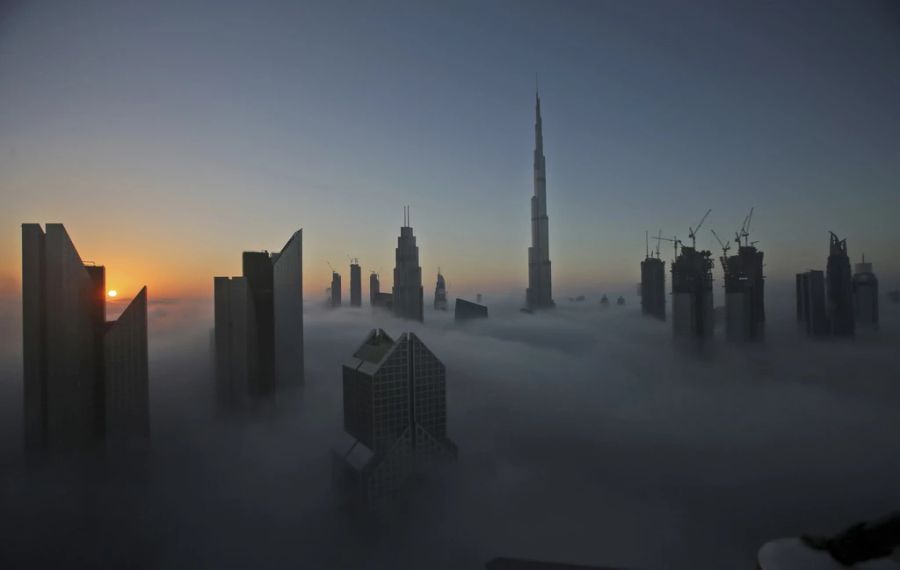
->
527, 88, 554, 309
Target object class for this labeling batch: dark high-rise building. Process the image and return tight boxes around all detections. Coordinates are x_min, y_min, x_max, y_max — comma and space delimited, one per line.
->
22, 223, 149, 450
797, 270, 829, 337
369, 271, 380, 305
332, 329, 457, 509
392, 206, 423, 322
640, 256, 666, 321
671, 245, 714, 338
852, 255, 878, 329
243, 251, 275, 395
527, 89, 554, 309
826, 232, 854, 337
721, 245, 765, 341
433, 270, 448, 311
330, 271, 342, 307
454, 298, 488, 321
349, 260, 361, 307
214, 230, 303, 408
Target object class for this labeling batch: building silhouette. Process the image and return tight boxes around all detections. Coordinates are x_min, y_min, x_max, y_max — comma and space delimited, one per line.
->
349, 260, 361, 307
852, 255, 878, 330
797, 270, 829, 337
526, 89, 554, 309
332, 329, 457, 509
22, 223, 149, 450
671, 245, 714, 339
433, 270, 448, 311
826, 232, 854, 337
330, 271, 342, 307
455, 298, 488, 321
640, 254, 666, 321
392, 206, 423, 322
721, 244, 765, 341
214, 230, 303, 407
369, 272, 380, 305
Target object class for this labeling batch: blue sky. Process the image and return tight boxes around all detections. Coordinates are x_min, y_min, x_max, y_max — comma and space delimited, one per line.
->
1, 0, 898, 299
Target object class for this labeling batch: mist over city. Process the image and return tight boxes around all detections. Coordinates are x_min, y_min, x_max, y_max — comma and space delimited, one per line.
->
2, 1, 900, 569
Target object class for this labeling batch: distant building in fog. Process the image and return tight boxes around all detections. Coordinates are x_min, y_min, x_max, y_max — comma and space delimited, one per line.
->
796, 270, 829, 337
721, 244, 765, 341
455, 298, 488, 321
214, 230, 303, 408
22, 223, 149, 450
852, 255, 878, 329
330, 271, 342, 307
349, 260, 361, 307
392, 206, 423, 322
826, 232, 854, 337
640, 255, 666, 321
434, 270, 448, 311
332, 329, 456, 509
369, 272, 380, 305
671, 245, 714, 339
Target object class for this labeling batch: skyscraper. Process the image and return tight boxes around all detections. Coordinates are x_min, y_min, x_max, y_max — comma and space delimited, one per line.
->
22, 223, 149, 450
852, 255, 879, 329
721, 244, 765, 341
392, 206, 424, 322
797, 270, 829, 337
330, 271, 342, 307
527, 89, 554, 309
214, 230, 303, 407
332, 329, 457, 509
826, 232, 854, 337
640, 254, 666, 321
349, 260, 361, 307
671, 245, 714, 339
433, 270, 448, 311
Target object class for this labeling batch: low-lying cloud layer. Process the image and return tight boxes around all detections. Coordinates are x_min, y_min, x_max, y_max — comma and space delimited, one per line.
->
1, 287, 899, 569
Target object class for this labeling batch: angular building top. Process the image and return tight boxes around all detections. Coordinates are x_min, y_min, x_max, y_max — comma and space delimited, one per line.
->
392, 206, 424, 322
22, 223, 149, 450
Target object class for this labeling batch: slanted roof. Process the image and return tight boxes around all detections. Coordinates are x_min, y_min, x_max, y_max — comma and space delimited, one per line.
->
352, 328, 395, 364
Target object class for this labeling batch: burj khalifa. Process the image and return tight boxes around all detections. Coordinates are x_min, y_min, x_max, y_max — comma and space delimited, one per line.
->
527, 89, 554, 309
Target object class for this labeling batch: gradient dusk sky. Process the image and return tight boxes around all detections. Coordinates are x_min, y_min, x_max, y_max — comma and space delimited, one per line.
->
1, 0, 898, 301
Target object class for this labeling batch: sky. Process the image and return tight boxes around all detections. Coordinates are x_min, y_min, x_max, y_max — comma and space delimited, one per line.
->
1, 0, 898, 302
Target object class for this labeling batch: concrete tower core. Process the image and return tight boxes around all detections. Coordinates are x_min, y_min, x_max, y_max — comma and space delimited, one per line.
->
527, 89, 554, 309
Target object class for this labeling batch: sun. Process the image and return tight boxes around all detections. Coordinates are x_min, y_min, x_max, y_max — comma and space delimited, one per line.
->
107, 290, 118, 298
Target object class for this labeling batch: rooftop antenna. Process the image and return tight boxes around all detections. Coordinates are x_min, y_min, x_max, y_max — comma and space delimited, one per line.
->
688, 208, 712, 249
645, 230, 649, 259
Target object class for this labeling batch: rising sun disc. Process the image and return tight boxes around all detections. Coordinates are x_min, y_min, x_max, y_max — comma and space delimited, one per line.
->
107, 290, 117, 298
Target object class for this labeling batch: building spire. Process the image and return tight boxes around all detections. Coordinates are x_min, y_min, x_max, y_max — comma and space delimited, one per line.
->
535, 83, 543, 156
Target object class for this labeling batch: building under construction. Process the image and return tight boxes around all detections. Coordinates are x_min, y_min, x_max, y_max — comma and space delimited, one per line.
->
670, 211, 714, 339
853, 255, 878, 329
349, 259, 361, 307
434, 270, 448, 311
712, 210, 765, 341
640, 232, 666, 321
671, 245, 714, 338
826, 232, 854, 337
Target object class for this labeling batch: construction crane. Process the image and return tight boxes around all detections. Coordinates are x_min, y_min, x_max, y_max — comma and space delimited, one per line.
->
688, 209, 712, 249
710, 229, 731, 257
347, 255, 359, 265
654, 230, 663, 258
657, 235, 682, 259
